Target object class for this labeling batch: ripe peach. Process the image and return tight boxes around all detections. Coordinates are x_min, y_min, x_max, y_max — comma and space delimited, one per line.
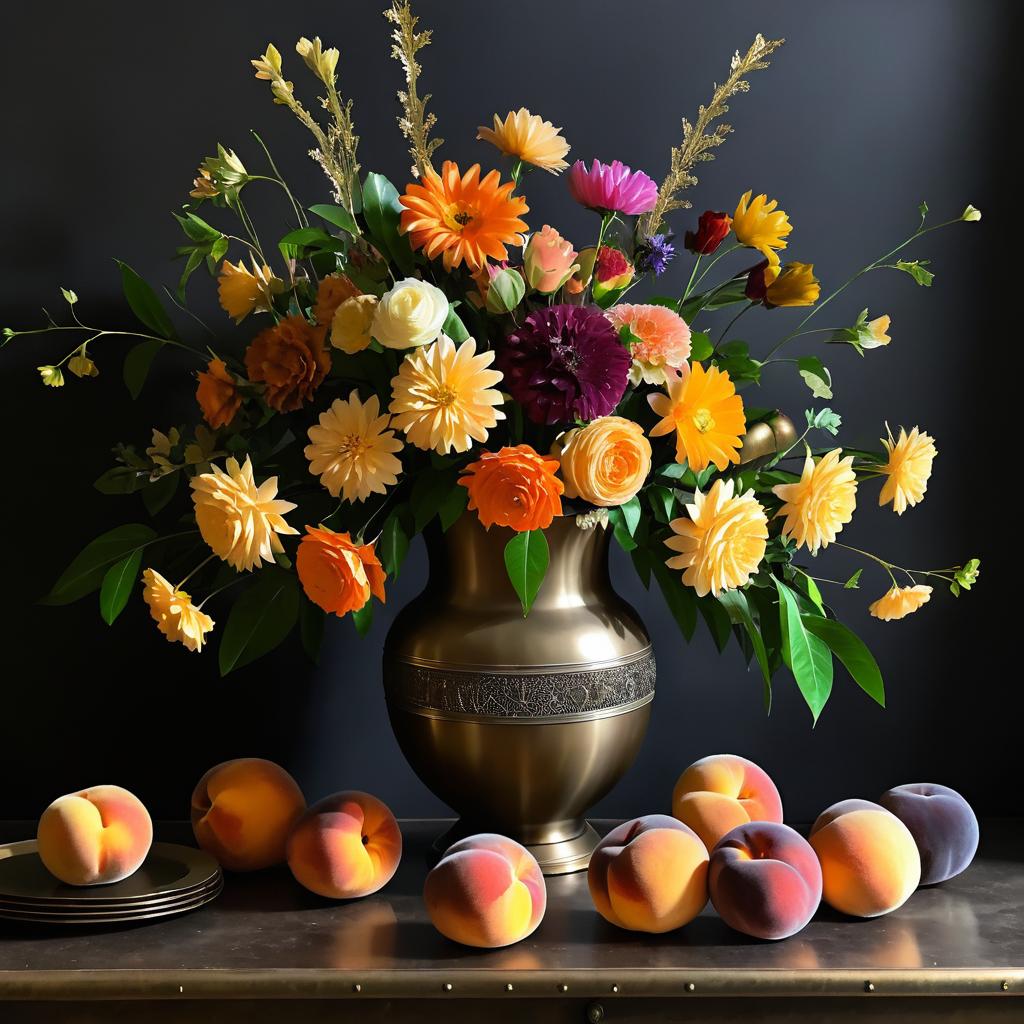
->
37, 785, 153, 886
588, 814, 708, 933
709, 822, 822, 940
424, 834, 546, 948
672, 754, 783, 852
191, 757, 305, 871
287, 791, 402, 899
809, 799, 921, 917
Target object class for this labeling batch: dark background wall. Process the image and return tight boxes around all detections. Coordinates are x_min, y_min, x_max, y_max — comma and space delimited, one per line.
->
0, 0, 1013, 824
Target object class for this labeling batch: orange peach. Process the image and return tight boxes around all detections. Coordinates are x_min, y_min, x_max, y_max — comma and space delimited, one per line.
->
809, 799, 921, 917
588, 815, 708, 933
191, 757, 305, 871
37, 785, 153, 886
424, 834, 546, 948
672, 754, 783, 852
287, 791, 402, 899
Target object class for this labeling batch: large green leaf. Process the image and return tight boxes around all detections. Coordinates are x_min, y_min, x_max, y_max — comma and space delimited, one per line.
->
218, 569, 300, 676
438, 485, 468, 531
352, 599, 374, 637
123, 339, 164, 400
142, 471, 179, 517
116, 261, 176, 339
620, 496, 642, 536
503, 530, 549, 617
308, 203, 359, 236
362, 173, 415, 275
43, 524, 157, 605
411, 470, 457, 533
99, 549, 143, 625
802, 615, 885, 708
441, 305, 471, 343
698, 595, 732, 653
773, 579, 833, 722
653, 561, 697, 641
718, 589, 772, 709
380, 510, 410, 578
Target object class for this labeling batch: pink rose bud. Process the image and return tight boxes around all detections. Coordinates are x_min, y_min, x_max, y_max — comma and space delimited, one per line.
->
524, 225, 579, 294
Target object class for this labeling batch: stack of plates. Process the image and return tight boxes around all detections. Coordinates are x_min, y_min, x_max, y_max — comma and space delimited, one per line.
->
0, 840, 222, 924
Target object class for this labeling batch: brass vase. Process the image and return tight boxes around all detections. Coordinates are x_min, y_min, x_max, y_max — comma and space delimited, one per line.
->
383, 513, 655, 874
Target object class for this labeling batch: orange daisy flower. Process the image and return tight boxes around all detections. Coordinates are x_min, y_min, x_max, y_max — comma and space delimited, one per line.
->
399, 161, 529, 271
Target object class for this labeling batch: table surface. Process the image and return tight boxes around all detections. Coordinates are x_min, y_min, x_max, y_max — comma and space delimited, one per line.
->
1, 819, 1022, 1003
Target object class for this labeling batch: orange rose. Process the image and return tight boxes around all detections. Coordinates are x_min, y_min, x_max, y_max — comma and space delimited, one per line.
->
296, 526, 386, 617
312, 273, 362, 326
458, 445, 564, 532
195, 358, 242, 429
245, 316, 330, 413
558, 416, 652, 507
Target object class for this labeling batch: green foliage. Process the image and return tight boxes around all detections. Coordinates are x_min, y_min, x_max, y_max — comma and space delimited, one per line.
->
43, 524, 158, 606
773, 578, 833, 723
690, 331, 714, 362
504, 530, 549, 617
653, 561, 696, 641
116, 261, 176, 339
797, 356, 832, 399
805, 407, 842, 436
717, 589, 772, 708
844, 569, 863, 589
441, 305, 471, 343
308, 203, 359, 236
352, 599, 374, 637
802, 614, 884, 708
362, 173, 415, 275
123, 340, 163, 400
714, 340, 761, 384
218, 568, 299, 676
99, 549, 143, 625
894, 259, 934, 286
951, 558, 980, 596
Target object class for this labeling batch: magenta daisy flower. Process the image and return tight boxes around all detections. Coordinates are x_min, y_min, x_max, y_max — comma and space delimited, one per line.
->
499, 304, 630, 425
567, 159, 658, 216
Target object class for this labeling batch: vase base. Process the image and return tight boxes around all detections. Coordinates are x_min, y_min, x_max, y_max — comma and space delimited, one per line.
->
432, 820, 600, 875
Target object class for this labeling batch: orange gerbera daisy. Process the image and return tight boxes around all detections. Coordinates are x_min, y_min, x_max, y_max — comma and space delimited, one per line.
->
399, 161, 529, 271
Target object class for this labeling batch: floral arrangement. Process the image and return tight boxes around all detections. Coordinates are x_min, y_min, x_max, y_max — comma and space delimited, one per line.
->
7, 3, 981, 720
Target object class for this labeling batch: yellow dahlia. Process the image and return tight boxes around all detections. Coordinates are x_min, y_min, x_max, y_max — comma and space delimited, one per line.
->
304, 390, 404, 503
665, 479, 768, 597
190, 456, 298, 571
399, 161, 529, 271
477, 108, 571, 174
869, 584, 932, 621
389, 335, 505, 454
141, 568, 214, 652
878, 426, 936, 515
733, 191, 792, 265
772, 448, 858, 553
648, 362, 746, 472
217, 258, 285, 323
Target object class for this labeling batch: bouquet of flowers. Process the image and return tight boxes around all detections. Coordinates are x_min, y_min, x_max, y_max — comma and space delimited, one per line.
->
6, 2, 981, 721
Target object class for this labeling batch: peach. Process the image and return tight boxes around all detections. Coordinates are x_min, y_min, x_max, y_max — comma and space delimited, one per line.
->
672, 754, 783, 852
879, 783, 979, 885
191, 757, 305, 871
588, 814, 708, 933
287, 791, 402, 899
709, 822, 822, 940
37, 785, 153, 886
809, 799, 921, 917
424, 834, 546, 948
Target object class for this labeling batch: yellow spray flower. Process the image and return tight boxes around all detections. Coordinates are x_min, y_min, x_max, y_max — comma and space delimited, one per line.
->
217, 258, 285, 323
664, 479, 769, 597
190, 456, 298, 571
141, 568, 214, 653
772, 448, 857, 553
477, 109, 571, 174
733, 190, 792, 265
68, 349, 99, 378
304, 390, 404, 503
869, 584, 932, 621
389, 335, 505, 454
37, 365, 64, 387
295, 36, 339, 84
331, 295, 378, 354
878, 426, 936, 515
765, 262, 819, 307
648, 362, 746, 472
251, 44, 294, 104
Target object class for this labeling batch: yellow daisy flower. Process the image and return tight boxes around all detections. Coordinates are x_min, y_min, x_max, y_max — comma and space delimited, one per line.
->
773, 448, 857, 553
878, 426, 936, 515
141, 568, 214, 652
477, 108, 571, 174
869, 584, 932, 621
733, 190, 792, 265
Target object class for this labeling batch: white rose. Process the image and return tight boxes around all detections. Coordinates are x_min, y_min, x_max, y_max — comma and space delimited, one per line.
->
371, 278, 449, 349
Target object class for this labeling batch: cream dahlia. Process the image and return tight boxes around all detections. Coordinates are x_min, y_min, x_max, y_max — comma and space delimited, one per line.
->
878, 426, 936, 515
477, 108, 571, 174
141, 568, 214, 652
772, 448, 858, 553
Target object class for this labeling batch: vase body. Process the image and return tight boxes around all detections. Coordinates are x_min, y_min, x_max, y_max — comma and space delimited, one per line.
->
383, 513, 655, 874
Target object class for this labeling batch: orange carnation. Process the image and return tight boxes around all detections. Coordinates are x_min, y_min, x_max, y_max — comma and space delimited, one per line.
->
312, 273, 361, 326
295, 526, 386, 617
459, 445, 564, 532
244, 315, 330, 412
195, 358, 242, 429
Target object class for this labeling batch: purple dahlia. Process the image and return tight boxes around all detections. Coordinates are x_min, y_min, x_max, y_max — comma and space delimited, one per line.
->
499, 304, 630, 425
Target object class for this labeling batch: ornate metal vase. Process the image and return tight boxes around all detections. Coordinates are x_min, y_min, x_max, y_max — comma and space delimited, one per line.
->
383, 513, 655, 874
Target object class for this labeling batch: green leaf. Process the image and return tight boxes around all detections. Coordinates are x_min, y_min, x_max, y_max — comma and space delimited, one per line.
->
798, 356, 832, 399
278, 226, 345, 251
174, 211, 222, 243
773, 579, 833, 723
142, 470, 179, 517
411, 470, 458, 533
441, 305, 471, 343
630, 545, 655, 589
94, 466, 148, 495
690, 330, 714, 362
116, 261, 176, 339
715, 340, 762, 384
438, 485, 468, 532
647, 485, 677, 524
954, 558, 980, 591
717, 589, 772, 709
698, 596, 732, 653
844, 568, 863, 590
352, 599, 374, 637
486, 268, 526, 315
99, 549, 143, 625
362, 173, 415, 275
802, 615, 885, 708
653, 561, 697, 641
606, 506, 637, 552
620, 495, 641, 536
379, 511, 410, 578
805, 407, 842, 436
894, 259, 934, 287
308, 203, 359, 236
61, 287, 78, 305
503, 530, 549, 617
123, 339, 163, 400
300, 597, 326, 665
43, 524, 157, 606
219, 569, 300, 676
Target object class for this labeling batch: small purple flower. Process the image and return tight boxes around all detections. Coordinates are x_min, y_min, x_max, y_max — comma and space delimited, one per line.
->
499, 305, 630, 425
636, 233, 676, 276
568, 159, 659, 217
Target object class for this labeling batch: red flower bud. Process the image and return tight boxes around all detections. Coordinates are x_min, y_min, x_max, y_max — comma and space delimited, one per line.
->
684, 210, 732, 255
744, 259, 772, 303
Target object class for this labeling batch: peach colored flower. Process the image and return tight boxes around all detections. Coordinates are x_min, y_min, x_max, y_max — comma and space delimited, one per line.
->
141, 568, 214, 652
558, 417, 652, 507
331, 295, 378, 354
459, 445, 564, 532
772, 448, 857, 553
312, 273, 362, 326
607, 303, 692, 385
217, 259, 284, 323
869, 585, 932, 621
477, 109, 571, 174
196, 358, 242, 430
523, 225, 578, 293
296, 526, 386, 617
244, 315, 330, 412
878, 426, 936, 515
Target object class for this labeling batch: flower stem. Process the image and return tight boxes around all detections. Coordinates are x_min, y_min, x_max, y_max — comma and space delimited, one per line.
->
680, 254, 703, 306
176, 554, 216, 591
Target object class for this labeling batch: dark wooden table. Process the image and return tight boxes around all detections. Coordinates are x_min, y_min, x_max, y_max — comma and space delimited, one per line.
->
1, 819, 1021, 1022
